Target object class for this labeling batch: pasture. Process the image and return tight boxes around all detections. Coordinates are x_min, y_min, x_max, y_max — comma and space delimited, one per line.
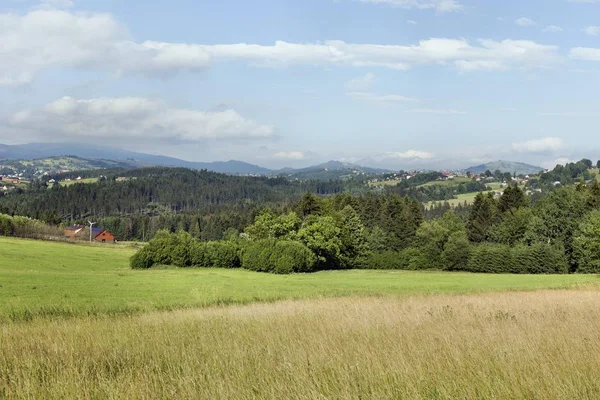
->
2, 237, 600, 399
0, 237, 597, 321
2, 291, 600, 398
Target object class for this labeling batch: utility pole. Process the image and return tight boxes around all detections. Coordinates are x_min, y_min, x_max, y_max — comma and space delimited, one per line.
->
88, 221, 96, 243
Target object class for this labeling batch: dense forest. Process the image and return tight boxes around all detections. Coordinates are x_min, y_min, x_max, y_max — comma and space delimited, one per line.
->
0, 167, 352, 240
131, 179, 600, 274
4, 161, 600, 275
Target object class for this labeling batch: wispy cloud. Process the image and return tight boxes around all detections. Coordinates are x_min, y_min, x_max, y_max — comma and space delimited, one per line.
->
347, 91, 421, 104
273, 151, 305, 160
8, 96, 275, 142
584, 26, 600, 36
515, 17, 537, 27
542, 25, 563, 32
358, 0, 463, 13
407, 108, 467, 114
512, 137, 565, 153
345, 73, 375, 92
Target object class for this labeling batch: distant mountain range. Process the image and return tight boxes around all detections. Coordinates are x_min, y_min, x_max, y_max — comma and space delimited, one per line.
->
0, 143, 391, 178
0, 143, 271, 175
466, 160, 544, 175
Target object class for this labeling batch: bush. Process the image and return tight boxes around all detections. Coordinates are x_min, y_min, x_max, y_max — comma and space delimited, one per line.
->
466, 243, 568, 274
467, 243, 512, 273
359, 250, 411, 270
512, 243, 568, 274
442, 232, 471, 271
130, 247, 155, 269
241, 239, 316, 274
205, 241, 241, 269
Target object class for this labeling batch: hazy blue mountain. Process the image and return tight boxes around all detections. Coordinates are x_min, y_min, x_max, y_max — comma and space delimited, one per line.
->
466, 160, 544, 175
0, 143, 271, 175
277, 160, 391, 175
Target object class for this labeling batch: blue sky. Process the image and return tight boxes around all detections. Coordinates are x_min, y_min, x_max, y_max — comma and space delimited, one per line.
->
1, 0, 600, 169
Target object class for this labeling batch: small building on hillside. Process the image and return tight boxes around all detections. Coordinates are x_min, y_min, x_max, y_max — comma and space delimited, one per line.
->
65, 224, 86, 239
92, 227, 116, 243
65, 225, 116, 242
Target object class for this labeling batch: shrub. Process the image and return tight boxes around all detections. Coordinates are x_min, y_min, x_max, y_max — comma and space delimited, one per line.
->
130, 247, 155, 269
442, 232, 471, 271
467, 243, 512, 273
359, 250, 411, 270
272, 240, 317, 274
205, 241, 241, 269
241, 239, 316, 274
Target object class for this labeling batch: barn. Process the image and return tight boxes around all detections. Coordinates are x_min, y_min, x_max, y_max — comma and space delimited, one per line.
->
92, 227, 116, 243
65, 225, 86, 239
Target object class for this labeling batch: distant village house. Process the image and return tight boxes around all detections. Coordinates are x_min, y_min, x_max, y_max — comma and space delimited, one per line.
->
65, 225, 116, 243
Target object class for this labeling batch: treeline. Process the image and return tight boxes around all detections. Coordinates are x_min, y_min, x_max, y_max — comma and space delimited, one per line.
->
132, 192, 423, 273
0, 213, 63, 240
0, 167, 348, 239
131, 181, 600, 274
387, 180, 489, 203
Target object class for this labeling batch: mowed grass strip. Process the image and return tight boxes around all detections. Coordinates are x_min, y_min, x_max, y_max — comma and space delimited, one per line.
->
1, 237, 599, 321
1, 291, 600, 399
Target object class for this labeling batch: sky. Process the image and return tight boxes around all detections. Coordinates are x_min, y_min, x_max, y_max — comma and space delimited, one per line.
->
1, 0, 600, 170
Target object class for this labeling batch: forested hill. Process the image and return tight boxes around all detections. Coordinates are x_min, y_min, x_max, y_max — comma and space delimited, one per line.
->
0, 167, 347, 223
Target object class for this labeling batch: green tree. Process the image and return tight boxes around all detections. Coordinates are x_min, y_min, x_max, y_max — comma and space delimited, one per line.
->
337, 206, 368, 268
467, 193, 496, 242
442, 231, 470, 271
244, 211, 301, 240
498, 185, 527, 213
573, 210, 600, 273
587, 181, 600, 210
297, 215, 343, 269
296, 193, 322, 219
488, 207, 532, 246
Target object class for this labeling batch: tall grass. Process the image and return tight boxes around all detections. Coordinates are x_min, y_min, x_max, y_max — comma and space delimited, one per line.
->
2, 290, 600, 399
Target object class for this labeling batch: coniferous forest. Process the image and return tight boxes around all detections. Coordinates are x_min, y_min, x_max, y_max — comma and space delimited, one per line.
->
2, 164, 600, 274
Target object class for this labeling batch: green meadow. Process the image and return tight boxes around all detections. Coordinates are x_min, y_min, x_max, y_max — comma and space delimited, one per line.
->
0, 236, 598, 321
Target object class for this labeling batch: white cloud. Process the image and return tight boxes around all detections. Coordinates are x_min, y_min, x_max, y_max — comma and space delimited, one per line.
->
273, 151, 305, 160
568, 0, 600, 3
407, 20, 418, 24
347, 91, 421, 103
407, 108, 467, 114
36, 0, 75, 9
542, 25, 563, 32
358, 0, 463, 13
515, 17, 537, 27
8, 96, 274, 142
345, 73, 375, 91
584, 26, 600, 36
540, 157, 574, 169
0, 9, 563, 86
375, 150, 436, 160
511, 137, 565, 153
570, 47, 600, 60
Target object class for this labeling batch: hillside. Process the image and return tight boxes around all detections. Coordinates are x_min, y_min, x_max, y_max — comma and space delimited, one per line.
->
275, 160, 392, 180
466, 160, 543, 175
0, 143, 271, 175
0, 156, 143, 180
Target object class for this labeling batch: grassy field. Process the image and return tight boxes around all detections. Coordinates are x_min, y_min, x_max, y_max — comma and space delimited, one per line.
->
1, 237, 598, 322
2, 291, 600, 398
59, 177, 98, 186
2, 237, 600, 398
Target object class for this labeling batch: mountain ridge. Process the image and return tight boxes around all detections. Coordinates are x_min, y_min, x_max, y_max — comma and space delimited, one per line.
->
466, 160, 544, 175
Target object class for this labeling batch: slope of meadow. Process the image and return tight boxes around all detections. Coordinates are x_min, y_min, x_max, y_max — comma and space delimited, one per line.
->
0, 237, 598, 321
2, 291, 600, 399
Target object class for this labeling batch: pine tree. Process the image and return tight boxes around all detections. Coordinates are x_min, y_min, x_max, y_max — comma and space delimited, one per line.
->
498, 185, 527, 213
467, 192, 496, 242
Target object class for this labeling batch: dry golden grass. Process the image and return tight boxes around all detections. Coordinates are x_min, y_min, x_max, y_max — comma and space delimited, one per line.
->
2, 290, 600, 399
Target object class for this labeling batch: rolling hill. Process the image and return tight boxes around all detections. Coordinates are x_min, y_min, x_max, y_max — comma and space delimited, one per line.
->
0, 143, 271, 175
466, 160, 544, 175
